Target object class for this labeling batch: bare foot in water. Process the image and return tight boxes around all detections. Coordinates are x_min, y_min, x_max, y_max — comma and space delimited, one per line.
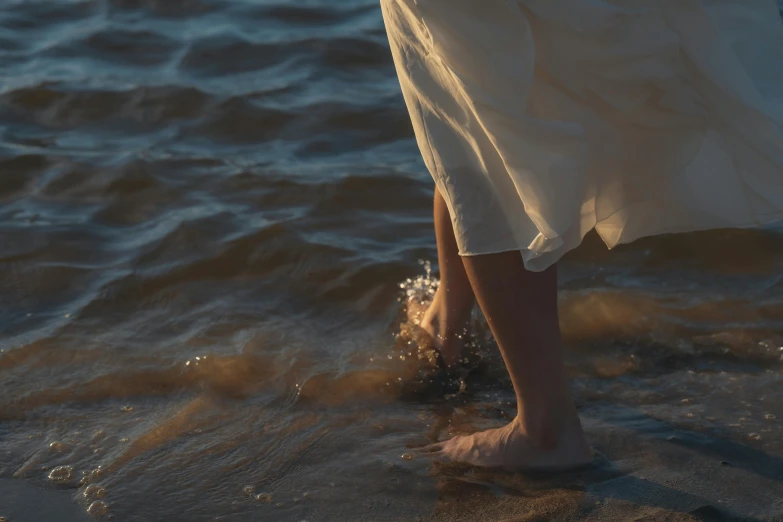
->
422, 413, 592, 472
407, 285, 474, 368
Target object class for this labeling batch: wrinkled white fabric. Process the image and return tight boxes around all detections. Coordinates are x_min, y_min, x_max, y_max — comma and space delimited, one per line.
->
381, 0, 783, 271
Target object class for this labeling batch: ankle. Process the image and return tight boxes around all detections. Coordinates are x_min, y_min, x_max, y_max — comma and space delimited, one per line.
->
424, 313, 467, 337
429, 285, 474, 316
514, 404, 580, 451
423, 301, 471, 333
512, 417, 559, 451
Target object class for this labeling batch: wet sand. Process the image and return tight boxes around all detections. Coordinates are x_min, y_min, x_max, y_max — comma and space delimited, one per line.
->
3, 406, 782, 521
431, 407, 783, 522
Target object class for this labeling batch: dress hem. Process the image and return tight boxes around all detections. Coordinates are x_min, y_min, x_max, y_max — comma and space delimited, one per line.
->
457, 211, 783, 271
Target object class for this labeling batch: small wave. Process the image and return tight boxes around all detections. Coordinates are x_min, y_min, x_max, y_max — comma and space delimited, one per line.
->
186, 96, 296, 143
317, 36, 393, 69
294, 100, 413, 155
0, 352, 277, 420
1, 84, 214, 128
256, 5, 353, 25
178, 33, 392, 78
307, 172, 430, 214
76, 221, 356, 318
44, 28, 181, 67
178, 34, 296, 77
106, 0, 220, 19
1, 1, 99, 34
0, 154, 50, 200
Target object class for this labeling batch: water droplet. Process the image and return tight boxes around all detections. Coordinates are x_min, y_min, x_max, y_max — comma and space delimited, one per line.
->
255, 493, 272, 503
765, 414, 776, 421
64, 313, 71, 318
119, 437, 129, 443
120, 405, 133, 412
87, 500, 109, 517
749, 433, 761, 441
243, 485, 254, 496
48, 465, 73, 483
49, 441, 65, 452
87, 466, 106, 480
84, 484, 106, 499
401, 453, 414, 461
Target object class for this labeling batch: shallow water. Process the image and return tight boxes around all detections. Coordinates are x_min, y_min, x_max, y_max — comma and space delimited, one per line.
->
1, 1, 783, 520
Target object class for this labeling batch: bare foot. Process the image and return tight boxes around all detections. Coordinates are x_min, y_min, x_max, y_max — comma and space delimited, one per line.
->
422, 415, 592, 472
407, 286, 473, 368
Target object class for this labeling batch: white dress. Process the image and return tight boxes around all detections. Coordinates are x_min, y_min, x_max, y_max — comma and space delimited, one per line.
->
381, 0, 783, 271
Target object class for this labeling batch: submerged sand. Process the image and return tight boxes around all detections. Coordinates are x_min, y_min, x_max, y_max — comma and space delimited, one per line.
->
3, 403, 781, 522
429, 406, 783, 522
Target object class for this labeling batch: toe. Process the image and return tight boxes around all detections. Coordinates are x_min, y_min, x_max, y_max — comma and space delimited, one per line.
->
420, 449, 446, 460
418, 442, 445, 454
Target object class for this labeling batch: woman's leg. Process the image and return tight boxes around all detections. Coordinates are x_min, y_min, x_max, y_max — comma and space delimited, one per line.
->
414, 187, 475, 367
426, 253, 591, 470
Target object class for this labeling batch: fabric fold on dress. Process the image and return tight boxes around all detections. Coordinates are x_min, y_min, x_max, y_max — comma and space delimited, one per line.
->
381, 0, 783, 271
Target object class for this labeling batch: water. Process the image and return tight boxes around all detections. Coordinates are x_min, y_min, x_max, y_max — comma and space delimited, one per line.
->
1, 1, 783, 520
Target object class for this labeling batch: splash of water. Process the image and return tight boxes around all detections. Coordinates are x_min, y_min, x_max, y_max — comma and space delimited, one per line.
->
399, 259, 439, 307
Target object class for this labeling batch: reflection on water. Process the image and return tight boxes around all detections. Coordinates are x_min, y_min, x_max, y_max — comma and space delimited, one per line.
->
1, 0, 783, 520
